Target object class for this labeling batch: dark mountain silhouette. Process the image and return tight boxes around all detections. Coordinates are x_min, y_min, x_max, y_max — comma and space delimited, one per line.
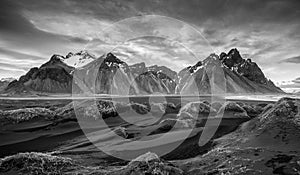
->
4, 55, 73, 95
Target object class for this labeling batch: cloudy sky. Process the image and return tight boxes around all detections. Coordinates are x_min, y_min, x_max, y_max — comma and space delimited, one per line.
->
0, 0, 300, 89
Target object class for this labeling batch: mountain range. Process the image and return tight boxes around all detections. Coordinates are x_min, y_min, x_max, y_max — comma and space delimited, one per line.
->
1, 48, 283, 96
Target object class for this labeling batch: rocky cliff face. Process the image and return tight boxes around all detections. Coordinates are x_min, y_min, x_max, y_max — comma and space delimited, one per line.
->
220, 48, 268, 85
176, 48, 283, 94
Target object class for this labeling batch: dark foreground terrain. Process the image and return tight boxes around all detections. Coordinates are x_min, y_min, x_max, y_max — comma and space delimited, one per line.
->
0, 96, 300, 174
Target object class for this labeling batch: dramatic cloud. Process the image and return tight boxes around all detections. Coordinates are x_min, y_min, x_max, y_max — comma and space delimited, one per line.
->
282, 56, 300, 64
0, 0, 300, 82
111, 37, 196, 72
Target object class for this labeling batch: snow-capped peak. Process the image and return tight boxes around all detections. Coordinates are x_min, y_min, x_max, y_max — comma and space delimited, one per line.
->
63, 50, 95, 68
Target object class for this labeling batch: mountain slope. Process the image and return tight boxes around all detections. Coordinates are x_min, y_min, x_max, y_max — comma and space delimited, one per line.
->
216, 97, 300, 150
4, 55, 74, 95
177, 97, 300, 174
176, 49, 283, 94
73, 53, 177, 95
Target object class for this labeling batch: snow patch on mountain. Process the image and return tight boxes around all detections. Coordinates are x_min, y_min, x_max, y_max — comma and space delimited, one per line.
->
63, 51, 95, 68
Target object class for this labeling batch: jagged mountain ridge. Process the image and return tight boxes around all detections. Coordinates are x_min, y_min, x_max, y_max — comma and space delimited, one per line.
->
2, 48, 283, 95
64, 50, 95, 68
3, 52, 176, 95
73, 53, 176, 95
176, 49, 283, 94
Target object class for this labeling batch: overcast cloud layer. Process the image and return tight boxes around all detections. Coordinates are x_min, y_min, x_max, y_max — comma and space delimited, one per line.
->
0, 0, 299, 85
